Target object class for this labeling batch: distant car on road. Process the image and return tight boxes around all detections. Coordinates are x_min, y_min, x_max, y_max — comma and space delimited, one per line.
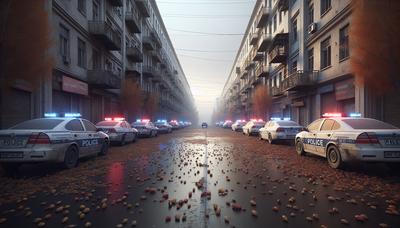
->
295, 113, 400, 169
0, 113, 109, 173
231, 120, 246, 131
242, 119, 266, 136
201, 122, 208, 128
96, 117, 138, 145
131, 119, 158, 138
222, 120, 233, 128
259, 119, 303, 144
169, 120, 180, 130
155, 120, 173, 133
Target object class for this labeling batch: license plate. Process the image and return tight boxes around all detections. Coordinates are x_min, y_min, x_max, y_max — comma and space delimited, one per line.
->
0, 138, 24, 147
0, 152, 24, 159
384, 151, 400, 158
384, 138, 400, 146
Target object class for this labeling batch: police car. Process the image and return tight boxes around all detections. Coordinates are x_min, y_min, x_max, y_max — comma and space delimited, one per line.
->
231, 120, 246, 131
0, 113, 109, 172
96, 117, 138, 145
295, 113, 400, 169
259, 118, 304, 144
222, 120, 233, 129
242, 119, 266, 136
155, 120, 173, 133
131, 119, 158, 137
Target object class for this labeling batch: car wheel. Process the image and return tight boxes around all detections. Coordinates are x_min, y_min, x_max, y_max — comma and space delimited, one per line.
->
120, 135, 126, 146
155, 131, 158, 137
295, 139, 305, 156
1, 163, 21, 176
132, 134, 137, 143
63, 146, 79, 169
327, 145, 344, 169
258, 133, 263, 140
268, 133, 274, 144
99, 140, 109, 156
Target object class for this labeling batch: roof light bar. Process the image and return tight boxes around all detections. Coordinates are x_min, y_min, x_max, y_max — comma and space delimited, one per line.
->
322, 113, 342, 118
349, 112, 361, 118
64, 113, 81, 118
44, 113, 57, 118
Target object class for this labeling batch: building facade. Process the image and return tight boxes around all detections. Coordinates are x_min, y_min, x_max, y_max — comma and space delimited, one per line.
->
219, 0, 400, 127
0, 0, 196, 128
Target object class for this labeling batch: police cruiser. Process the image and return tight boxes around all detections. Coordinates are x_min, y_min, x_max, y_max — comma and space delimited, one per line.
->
242, 119, 266, 136
0, 113, 109, 172
131, 119, 158, 137
259, 118, 304, 144
231, 119, 246, 132
96, 117, 138, 145
295, 113, 400, 169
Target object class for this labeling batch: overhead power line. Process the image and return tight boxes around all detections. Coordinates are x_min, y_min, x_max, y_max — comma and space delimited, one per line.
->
168, 28, 246, 36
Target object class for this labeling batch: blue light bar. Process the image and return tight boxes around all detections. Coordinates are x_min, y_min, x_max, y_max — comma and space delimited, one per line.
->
136, 119, 141, 122
64, 113, 81, 118
283, 117, 291, 121
349, 112, 361, 118
44, 113, 57, 118
271, 117, 281, 121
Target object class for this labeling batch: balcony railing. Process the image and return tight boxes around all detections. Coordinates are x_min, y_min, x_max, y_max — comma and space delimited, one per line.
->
143, 36, 155, 50
142, 65, 156, 77
151, 50, 162, 62
135, 0, 150, 17
250, 33, 259, 46
240, 70, 248, 79
255, 64, 269, 78
125, 63, 140, 75
257, 31, 273, 52
151, 31, 162, 48
268, 45, 287, 63
277, 0, 289, 11
89, 21, 121, 50
281, 70, 318, 91
125, 12, 141, 33
108, 0, 122, 7
126, 46, 143, 62
252, 51, 264, 61
256, 7, 271, 28
87, 70, 121, 89
271, 86, 283, 97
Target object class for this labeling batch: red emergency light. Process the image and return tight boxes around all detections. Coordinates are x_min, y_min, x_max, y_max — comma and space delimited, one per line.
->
322, 113, 342, 118
105, 117, 125, 121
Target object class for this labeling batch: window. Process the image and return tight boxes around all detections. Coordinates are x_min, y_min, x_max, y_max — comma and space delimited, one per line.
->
93, 0, 100, 20
321, 0, 331, 16
65, 119, 84, 131
339, 24, 349, 60
273, 14, 277, 32
59, 25, 69, 60
292, 19, 298, 42
11, 119, 63, 130
78, 38, 86, 68
292, 60, 297, 73
342, 119, 397, 130
307, 119, 323, 131
308, 48, 314, 70
308, 4, 314, 25
82, 120, 97, 131
332, 121, 341, 130
321, 119, 335, 131
78, 0, 86, 16
92, 48, 101, 70
321, 37, 331, 69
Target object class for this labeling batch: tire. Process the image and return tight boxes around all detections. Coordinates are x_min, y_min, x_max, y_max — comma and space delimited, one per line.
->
258, 133, 263, 140
155, 131, 158, 137
1, 163, 21, 176
327, 145, 344, 169
267, 133, 274, 144
120, 135, 126, 146
132, 134, 137, 143
98, 140, 109, 156
63, 146, 79, 169
295, 139, 305, 156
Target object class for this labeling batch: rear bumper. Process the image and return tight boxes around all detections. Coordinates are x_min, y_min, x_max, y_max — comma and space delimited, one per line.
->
108, 133, 124, 142
341, 147, 400, 162
273, 133, 296, 140
0, 146, 65, 163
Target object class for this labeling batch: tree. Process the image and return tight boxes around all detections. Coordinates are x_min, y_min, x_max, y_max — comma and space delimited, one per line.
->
121, 78, 143, 122
350, 0, 400, 94
252, 84, 271, 119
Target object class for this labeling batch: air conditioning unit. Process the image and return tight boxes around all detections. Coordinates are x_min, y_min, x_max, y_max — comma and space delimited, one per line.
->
62, 55, 70, 64
308, 23, 317, 34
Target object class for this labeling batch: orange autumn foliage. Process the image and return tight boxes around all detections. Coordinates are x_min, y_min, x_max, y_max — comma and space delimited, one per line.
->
350, 0, 400, 94
121, 78, 144, 121
252, 84, 271, 118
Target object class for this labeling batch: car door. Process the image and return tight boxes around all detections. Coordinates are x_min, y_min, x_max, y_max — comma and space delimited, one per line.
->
65, 119, 88, 157
315, 119, 335, 156
82, 119, 101, 155
303, 119, 324, 154
260, 122, 269, 138
123, 121, 134, 141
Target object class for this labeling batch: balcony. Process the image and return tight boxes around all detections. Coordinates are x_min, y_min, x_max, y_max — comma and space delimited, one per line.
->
245, 59, 254, 70
257, 31, 273, 52
268, 45, 287, 63
256, 7, 271, 28
126, 46, 143, 62
125, 12, 141, 33
252, 52, 264, 61
271, 86, 283, 97
151, 31, 162, 48
89, 21, 121, 50
143, 36, 155, 50
281, 71, 318, 91
277, 0, 289, 11
236, 67, 241, 74
126, 63, 140, 75
135, 0, 150, 17
87, 70, 121, 89
250, 33, 259, 46
255, 64, 269, 78
142, 65, 156, 77
151, 50, 162, 62
108, 0, 122, 7
240, 70, 248, 79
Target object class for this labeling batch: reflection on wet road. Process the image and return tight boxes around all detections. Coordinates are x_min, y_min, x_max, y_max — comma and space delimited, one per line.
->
0, 128, 400, 227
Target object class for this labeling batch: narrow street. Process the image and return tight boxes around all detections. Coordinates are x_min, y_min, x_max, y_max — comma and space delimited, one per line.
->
0, 127, 399, 227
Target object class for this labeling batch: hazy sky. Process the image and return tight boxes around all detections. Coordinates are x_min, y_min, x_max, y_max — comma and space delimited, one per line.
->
156, 0, 256, 122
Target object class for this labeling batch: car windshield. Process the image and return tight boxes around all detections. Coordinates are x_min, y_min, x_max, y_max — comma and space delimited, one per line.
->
132, 123, 146, 126
10, 119, 64, 130
96, 121, 118, 126
342, 118, 398, 129
277, 121, 299, 126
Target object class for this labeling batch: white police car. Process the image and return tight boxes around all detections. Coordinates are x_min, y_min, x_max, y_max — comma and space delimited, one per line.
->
259, 118, 303, 144
155, 120, 173, 133
231, 120, 246, 132
295, 113, 400, 169
0, 113, 109, 172
131, 119, 158, 137
242, 119, 266, 136
96, 117, 138, 145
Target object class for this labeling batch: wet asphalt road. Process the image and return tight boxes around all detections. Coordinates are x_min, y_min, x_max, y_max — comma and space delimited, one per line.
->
0, 127, 400, 228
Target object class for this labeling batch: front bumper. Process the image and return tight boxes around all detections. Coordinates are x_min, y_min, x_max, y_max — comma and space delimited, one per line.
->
0, 146, 65, 163
341, 147, 400, 162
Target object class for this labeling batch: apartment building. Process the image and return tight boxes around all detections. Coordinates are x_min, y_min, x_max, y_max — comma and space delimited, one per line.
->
0, 0, 196, 128
219, 0, 400, 127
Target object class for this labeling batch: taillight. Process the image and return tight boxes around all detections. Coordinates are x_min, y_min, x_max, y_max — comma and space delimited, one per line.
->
356, 133, 379, 144
276, 127, 284, 132
28, 133, 50, 144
